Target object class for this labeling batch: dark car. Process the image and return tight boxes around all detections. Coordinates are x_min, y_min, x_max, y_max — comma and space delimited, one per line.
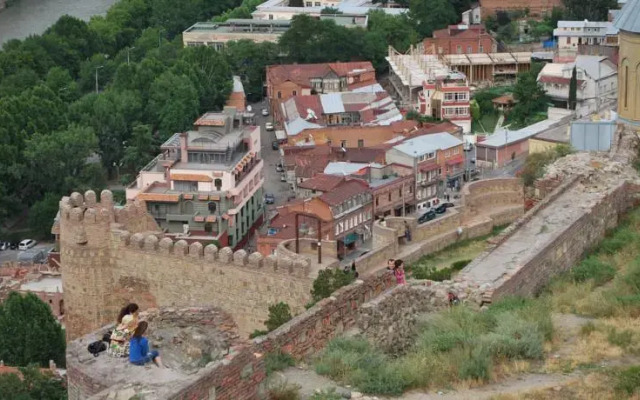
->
434, 204, 448, 214
272, 140, 279, 151
264, 193, 275, 204
418, 209, 437, 224
9, 242, 18, 250
443, 202, 455, 209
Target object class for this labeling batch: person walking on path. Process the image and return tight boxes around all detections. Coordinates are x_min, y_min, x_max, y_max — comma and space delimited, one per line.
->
404, 221, 412, 242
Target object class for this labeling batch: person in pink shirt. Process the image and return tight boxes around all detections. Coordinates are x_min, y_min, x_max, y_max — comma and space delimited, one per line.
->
393, 259, 406, 284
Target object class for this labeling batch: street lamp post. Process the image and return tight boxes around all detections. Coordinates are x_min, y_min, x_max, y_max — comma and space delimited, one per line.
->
95, 66, 104, 94
127, 47, 136, 65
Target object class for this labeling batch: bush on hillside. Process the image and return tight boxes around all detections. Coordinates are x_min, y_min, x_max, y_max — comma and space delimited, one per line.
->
571, 256, 616, 286
265, 302, 292, 332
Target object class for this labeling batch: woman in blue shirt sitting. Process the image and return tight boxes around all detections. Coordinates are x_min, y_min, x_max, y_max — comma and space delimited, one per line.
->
129, 321, 164, 367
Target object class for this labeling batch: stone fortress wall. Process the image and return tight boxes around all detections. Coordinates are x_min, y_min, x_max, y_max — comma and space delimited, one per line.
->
58, 190, 315, 341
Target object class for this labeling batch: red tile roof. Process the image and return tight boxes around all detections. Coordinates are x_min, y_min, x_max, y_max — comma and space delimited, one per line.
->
319, 179, 370, 206
267, 62, 375, 88
297, 174, 345, 192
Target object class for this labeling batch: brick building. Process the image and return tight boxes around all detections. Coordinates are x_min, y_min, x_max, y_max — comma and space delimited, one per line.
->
348, 163, 416, 218
479, 0, 562, 19
422, 24, 496, 55
386, 133, 464, 210
419, 71, 472, 133
266, 62, 376, 121
19, 276, 65, 320
258, 179, 373, 257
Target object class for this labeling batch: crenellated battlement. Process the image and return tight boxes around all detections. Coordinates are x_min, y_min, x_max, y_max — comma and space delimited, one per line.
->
59, 189, 315, 341
112, 229, 311, 278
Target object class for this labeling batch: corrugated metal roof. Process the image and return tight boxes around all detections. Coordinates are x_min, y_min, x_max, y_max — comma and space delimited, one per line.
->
285, 118, 323, 136
324, 162, 383, 176
320, 93, 345, 114
480, 119, 562, 147
392, 133, 463, 156
614, 0, 640, 33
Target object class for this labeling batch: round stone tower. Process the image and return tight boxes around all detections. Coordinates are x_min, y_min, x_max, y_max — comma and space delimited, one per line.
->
59, 190, 115, 341
615, 0, 640, 124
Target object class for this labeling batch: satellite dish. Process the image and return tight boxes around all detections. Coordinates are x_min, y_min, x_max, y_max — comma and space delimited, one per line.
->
247, 105, 252, 112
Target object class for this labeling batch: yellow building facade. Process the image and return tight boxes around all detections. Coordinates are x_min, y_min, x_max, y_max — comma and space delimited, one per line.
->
615, 0, 640, 123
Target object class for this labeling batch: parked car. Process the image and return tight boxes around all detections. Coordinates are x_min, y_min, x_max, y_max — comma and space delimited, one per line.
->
442, 202, 455, 209
0, 241, 7, 251
17, 249, 46, 264
434, 204, 448, 214
272, 140, 280, 151
265, 122, 274, 131
261, 108, 269, 116
276, 164, 284, 172
464, 142, 473, 151
9, 242, 18, 250
18, 239, 37, 251
280, 174, 287, 182
264, 193, 275, 204
418, 209, 437, 224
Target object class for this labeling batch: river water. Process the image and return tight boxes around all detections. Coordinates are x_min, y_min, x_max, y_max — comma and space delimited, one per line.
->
0, 0, 118, 45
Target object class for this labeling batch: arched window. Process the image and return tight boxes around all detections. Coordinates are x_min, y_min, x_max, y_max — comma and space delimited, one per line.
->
214, 179, 222, 191
183, 201, 194, 214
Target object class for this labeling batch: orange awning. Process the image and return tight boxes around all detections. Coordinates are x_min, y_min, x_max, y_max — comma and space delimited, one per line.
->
206, 215, 216, 222
183, 194, 194, 200
171, 174, 212, 182
194, 216, 205, 222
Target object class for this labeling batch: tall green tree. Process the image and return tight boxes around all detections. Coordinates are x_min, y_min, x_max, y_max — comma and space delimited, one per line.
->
28, 193, 61, 239
0, 293, 66, 368
509, 63, 549, 128
147, 70, 200, 138
568, 66, 577, 111
367, 10, 418, 53
410, 0, 458, 38
562, 0, 617, 21
0, 366, 66, 400
225, 40, 280, 102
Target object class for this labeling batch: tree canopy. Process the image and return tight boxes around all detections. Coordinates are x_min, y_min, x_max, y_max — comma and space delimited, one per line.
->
562, 0, 617, 21
0, 366, 66, 400
0, 292, 66, 368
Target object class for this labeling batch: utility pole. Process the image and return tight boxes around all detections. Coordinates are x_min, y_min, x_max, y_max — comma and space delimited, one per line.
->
127, 47, 136, 66
95, 66, 104, 94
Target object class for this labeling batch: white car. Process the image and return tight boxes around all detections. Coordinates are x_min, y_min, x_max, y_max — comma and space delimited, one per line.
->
265, 122, 274, 131
18, 239, 37, 251
261, 108, 269, 116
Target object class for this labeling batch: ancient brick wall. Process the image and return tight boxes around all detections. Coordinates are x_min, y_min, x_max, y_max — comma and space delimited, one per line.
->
462, 178, 524, 220
59, 191, 315, 341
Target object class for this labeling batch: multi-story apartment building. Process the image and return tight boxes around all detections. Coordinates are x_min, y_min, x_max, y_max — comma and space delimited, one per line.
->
182, 20, 290, 49
280, 91, 402, 137
257, 178, 373, 257
385, 133, 464, 210
422, 24, 496, 56
419, 71, 472, 133
537, 55, 617, 116
554, 21, 620, 53
252, 0, 405, 21
126, 107, 264, 249
266, 61, 376, 121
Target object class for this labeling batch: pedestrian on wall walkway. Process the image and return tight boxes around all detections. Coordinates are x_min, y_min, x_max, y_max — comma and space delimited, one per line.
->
404, 221, 412, 242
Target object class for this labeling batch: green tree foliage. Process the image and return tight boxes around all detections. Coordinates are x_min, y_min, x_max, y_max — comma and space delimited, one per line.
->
470, 100, 481, 121
0, 366, 67, 400
225, 40, 280, 102
28, 193, 61, 239
214, 0, 264, 22
0, 292, 66, 368
122, 124, 158, 175
410, 0, 458, 38
520, 144, 572, 186
508, 63, 549, 128
311, 268, 356, 302
265, 302, 293, 331
321, 7, 342, 14
147, 71, 200, 138
367, 10, 418, 53
562, 0, 617, 21
568, 66, 577, 111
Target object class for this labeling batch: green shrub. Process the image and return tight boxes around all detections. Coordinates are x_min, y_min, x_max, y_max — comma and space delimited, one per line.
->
457, 346, 492, 381
570, 256, 616, 286
311, 268, 355, 302
265, 302, 292, 331
481, 314, 545, 359
265, 351, 295, 375
607, 328, 634, 350
249, 329, 268, 339
579, 321, 596, 336
451, 259, 472, 270
616, 366, 640, 395
309, 388, 343, 400
268, 379, 301, 400
412, 265, 453, 281
616, 365, 640, 390
598, 227, 637, 255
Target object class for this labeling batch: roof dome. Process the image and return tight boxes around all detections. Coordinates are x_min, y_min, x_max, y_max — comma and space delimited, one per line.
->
614, 0, 640, 33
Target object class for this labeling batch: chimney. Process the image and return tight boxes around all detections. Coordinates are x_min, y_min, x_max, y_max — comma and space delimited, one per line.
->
179, 132, 188, 163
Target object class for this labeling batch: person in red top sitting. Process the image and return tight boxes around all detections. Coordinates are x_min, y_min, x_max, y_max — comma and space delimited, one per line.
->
393, 259, 406, 285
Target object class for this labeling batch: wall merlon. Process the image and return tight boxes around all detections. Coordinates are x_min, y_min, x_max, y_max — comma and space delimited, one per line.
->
129, 233, 145, 249
265, 255, 277, 269
248, 252, 264, 268
204, 244, 218, 261
70, 192, 84, 207
159, 237, 174, 254
219, 247, 234, 263
144, 235, 159, 251
100, 190, 113, 207
233, 249, 248, 266
189, 242, 204, 259
84, 190, 97, 206
174, 240, 189, 256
